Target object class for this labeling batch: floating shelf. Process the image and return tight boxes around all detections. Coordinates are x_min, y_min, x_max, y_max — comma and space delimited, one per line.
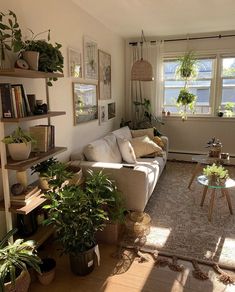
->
1, 111, 66, 123
0, 68, 64, 79
5, 146, 67, 171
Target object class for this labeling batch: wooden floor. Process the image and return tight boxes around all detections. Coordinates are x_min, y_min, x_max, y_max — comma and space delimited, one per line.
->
30, 243, 235, 292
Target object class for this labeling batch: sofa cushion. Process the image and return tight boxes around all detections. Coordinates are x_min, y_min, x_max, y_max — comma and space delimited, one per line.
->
117, 137, 136, 164
112, 126, 132, 140
131, 128, 154, 140
130, 135, 163, 158
84, 133, 122, 163
152, 136, 165, 149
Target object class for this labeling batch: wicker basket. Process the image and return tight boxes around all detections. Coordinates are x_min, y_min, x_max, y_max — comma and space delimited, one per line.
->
125, 212, 151, 237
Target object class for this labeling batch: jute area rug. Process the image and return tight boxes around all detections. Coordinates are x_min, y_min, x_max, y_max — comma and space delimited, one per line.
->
144, 161, 235, 269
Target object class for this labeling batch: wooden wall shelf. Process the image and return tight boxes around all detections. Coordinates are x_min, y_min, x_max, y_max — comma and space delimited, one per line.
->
1, 111, 66, 123
0, 68, 64, 79
5, 147, 67, 171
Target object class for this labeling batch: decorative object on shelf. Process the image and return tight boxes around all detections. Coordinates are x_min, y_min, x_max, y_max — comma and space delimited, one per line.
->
98, 50, 111, 99
37, 258, 56, 286
206, 137, 222, 158
10, 183, 25, 196
15, 58, 29, 70
44, 169, 124, 276
35, 100, 48, 115
0, 10, 23, 69
217, 106, 224, 117
176, 88, 196, 121
17, 211, 38, 237
220, 152, 230, 160
108, 102, 116, 119
72, 82, 98, 125
2, 127, 35, 161
203, 163, 229, 185
68, 47, 82, 78
0, 228, 41, 292
131, 30, 154, 81
224, 102, 234, 117
22, 51, 39, 71
175, 51, 198, 121
83, 36, 98, 80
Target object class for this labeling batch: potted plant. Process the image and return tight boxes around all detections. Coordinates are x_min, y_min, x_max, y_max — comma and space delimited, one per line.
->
206, 137, 222, 158
0, 228, 41, 292
203, 163, 229, 185
176, 51, 198, 79
37, 257, 56, 286
224, 102, 234, 117
31, 158, 58, 190
176, 88, 197, 121
0, 10, 23, 69
2, 127, 35, 160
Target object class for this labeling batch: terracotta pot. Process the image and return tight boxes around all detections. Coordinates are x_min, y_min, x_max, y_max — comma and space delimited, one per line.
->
4, 270, 31, 292
37, 258, 56, 286
8, 142, 31, 161
22, 51, 39, 71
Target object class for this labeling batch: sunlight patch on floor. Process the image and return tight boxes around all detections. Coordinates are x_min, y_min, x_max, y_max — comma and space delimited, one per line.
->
146, 226, 171, 247
218, 237, 235, 263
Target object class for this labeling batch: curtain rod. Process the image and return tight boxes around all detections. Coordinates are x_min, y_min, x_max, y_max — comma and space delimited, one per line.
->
129, 33, 235, 46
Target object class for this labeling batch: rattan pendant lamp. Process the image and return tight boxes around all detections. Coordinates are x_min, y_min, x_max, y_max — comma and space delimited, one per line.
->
131, 30, 154, 81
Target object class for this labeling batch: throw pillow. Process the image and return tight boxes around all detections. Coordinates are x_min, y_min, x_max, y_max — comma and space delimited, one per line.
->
130, 135, 163, 158
131, 128, 154, 140
152, 136, 165, 149
117, 137, 136, 164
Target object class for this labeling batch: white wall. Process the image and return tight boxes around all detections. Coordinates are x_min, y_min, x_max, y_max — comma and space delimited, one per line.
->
0, 0, 125, 237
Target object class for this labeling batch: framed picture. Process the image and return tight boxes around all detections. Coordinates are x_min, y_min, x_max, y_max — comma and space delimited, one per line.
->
68, 48, 82, 78
98, 50, 111, 100
83, 36, 98, 80
108, 102, 116, 119
99, 105, 108, 124
72, 82, 98, 125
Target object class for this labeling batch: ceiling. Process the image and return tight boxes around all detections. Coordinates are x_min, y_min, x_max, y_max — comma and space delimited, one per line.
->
72, 0, 235, 38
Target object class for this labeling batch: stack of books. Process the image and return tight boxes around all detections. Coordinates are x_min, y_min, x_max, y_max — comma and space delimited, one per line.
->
10, 185, 41, 206
0, 83, 32, 118
29, 125, 55, 152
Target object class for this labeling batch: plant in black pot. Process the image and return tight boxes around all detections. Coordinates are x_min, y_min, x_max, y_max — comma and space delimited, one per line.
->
0, 228, 41, 292
43, 168, 112, 276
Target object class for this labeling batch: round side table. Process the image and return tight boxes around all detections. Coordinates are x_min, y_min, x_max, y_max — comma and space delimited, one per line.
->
197, 175, 235, 222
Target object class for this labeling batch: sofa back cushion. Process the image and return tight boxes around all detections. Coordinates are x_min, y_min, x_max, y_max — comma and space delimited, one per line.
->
83, 134, 122, 163
112, 126, 132, 140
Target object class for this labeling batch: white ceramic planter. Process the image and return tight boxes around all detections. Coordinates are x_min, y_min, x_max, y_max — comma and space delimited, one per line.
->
22, 51, 39, 71
8, 142, 31, 161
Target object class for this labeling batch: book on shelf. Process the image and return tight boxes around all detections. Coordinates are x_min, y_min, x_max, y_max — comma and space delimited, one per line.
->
29, 125, 55, 152
0, 83, 14, 118
10, 187, 41, 206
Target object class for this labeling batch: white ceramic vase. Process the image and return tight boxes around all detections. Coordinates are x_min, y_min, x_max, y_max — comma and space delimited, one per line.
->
22, 51, 39, 71
8, 142, 31, 161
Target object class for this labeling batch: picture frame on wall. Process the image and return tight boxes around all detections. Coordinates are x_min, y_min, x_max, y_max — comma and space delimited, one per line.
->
72, 82, 98, 125
68, 47, 82, 78
83, 36, 98, 80
99, 105, 107, 124
98, 50, 111, 100
108, 102, 116, 119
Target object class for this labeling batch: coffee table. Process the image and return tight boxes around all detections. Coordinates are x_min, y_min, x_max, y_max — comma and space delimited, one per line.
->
197, 175, 235, 222
188, 154, 229, 189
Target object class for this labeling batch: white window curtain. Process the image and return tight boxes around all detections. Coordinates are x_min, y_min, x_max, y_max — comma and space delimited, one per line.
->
126, 40, 164, 128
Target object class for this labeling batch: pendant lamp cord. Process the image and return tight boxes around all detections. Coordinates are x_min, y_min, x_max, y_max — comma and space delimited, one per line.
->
140, 30, 147, 60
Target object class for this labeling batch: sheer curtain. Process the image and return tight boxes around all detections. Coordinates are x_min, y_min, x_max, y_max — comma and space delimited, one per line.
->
126, 40, 164, 127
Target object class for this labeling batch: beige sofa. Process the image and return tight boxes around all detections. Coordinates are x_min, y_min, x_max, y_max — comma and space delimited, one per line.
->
70, 127, 168, 211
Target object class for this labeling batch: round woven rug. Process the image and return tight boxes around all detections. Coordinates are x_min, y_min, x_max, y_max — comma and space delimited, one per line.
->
145, 161, 235, 268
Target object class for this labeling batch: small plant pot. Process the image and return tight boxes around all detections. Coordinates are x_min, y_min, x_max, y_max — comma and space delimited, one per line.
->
22, 51, 39, 71
4, 269, 31, 292
37, 258, 56, 286
8, 142, 31, 161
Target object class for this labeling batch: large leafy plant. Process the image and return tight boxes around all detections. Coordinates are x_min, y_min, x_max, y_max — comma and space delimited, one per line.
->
2, 127, 34, 144
31, 157, 58, 177
0, 228, 41, 291
176, 51, 198, 79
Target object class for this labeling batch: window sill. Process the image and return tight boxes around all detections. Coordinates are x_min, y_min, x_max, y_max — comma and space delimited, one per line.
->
162, 115, 235, 122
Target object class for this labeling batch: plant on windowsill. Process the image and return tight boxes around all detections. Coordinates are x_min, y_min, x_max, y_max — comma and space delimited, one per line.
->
224, 102, 234, 117
0, 228, 41, 292
203, 163, 229, 185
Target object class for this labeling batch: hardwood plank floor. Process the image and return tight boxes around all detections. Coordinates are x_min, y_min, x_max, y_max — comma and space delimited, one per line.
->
29, 243, 235, 292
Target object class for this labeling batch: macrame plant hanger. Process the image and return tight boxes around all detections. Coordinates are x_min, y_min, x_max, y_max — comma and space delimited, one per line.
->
131, 30, 154, 81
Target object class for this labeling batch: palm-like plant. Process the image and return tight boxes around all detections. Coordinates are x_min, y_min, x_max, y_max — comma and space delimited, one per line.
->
0, 228, 41, 291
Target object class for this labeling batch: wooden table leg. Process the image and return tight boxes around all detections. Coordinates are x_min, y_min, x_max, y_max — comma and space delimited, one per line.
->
188, 162, 201, 189
208, 189, 216, 222
200, 186, 208, 207
222, 189, 233, 215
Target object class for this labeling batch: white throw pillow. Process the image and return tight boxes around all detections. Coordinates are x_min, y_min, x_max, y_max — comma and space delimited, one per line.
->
130, 135, 163, 158
131, 128, 154, 140
112, 126, 132, 140
117, 137, 136, 164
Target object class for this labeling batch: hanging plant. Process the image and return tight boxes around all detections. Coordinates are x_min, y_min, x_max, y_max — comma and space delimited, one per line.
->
176, 51, 198, 79
176, 88, 196, 121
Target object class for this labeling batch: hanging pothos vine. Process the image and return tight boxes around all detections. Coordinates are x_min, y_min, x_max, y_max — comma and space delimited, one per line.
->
176, 51, 198, 121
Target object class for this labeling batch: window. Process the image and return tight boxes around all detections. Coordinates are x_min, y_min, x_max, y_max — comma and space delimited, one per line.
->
221, 57, 235, 112
163, 58, 214, 115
